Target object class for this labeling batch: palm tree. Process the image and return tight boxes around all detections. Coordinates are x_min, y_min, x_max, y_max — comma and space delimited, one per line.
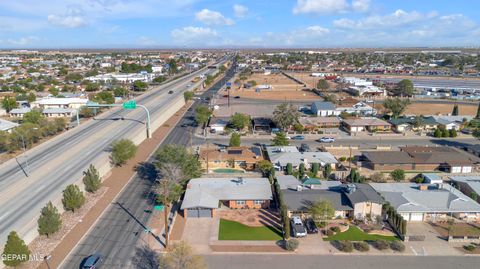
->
156, 162, 184, 248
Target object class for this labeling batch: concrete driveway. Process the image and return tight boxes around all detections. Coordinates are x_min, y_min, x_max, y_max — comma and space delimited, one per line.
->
296, 233, 337, 254
181, 217, 218, 254
406, 222, 461, 256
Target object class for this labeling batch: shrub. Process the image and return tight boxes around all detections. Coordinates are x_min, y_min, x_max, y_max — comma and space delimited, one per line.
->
62, 184, 85, 213
390, 241, 405, 252
374, 240, 390, 250
285, 239, 300, 251
463, 244, 476, 251
354, 241, 370, 252
110, 139, 137, 166
336, 240, 353, 252
390, 169, 405, 182
370, 172, 386, 183
331, 226, 341, 233
326, 230, 334, 236
339, 157, 347, 162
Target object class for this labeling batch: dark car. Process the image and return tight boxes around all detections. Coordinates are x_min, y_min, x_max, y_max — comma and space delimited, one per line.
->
234, 96, 240, 99
304, 218, 318, 234
82, 254, 102, 269
168, 90, 174, 94
291, 135, 305, 140
299, 143, 310, 152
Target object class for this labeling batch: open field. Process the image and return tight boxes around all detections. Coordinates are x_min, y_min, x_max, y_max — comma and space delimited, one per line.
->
232, 73, 322, 101
404, 103, 478, 116
285, 72, 338, 89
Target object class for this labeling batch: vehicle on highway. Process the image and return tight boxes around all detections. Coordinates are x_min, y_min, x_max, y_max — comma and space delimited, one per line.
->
168, 90, 174, 94
299, 143, 310, 152
291, 216, 307, 237
234, 96, 240, 99
82, 254, 102, 269
318, 137, 335, 143
291, 135, 305, 140
304, 218, 318, 234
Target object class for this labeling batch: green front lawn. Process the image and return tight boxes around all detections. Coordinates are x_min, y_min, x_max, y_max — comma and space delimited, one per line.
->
218, 219, 283, 241
324, 225, 398, 241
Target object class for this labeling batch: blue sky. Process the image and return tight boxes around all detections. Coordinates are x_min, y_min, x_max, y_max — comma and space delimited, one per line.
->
0, 0, 479, 48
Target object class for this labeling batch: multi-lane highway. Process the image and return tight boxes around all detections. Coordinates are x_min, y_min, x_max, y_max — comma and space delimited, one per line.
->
0, 63, 223, 246
59, 61, 236, 268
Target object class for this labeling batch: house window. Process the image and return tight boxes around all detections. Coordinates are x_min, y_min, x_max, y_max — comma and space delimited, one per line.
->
254, 200, 264, 205
236, 200, 246, 205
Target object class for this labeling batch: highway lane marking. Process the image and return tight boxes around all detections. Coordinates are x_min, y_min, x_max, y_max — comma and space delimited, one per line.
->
0, 210, 12, 221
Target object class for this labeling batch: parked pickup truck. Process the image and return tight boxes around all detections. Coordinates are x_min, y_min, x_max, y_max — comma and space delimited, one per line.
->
290, 216, 307, 237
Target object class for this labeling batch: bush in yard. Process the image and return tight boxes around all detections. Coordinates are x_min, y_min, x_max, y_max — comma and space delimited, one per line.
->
110, 139, 137, 166
354, 241, 370, 252
331, 226, 340, 233
326, 230, 335, 236
390, 169, 405, 182
286, 163, 293, 175
37, 201, 62, 237
336, 241, 353, 252
370, 172, 386, 183
374, 240, 390, 250
62, 184, 85, 213
390, 241, 405, 252
463, 244, 476, 251
285, 239, 300, 251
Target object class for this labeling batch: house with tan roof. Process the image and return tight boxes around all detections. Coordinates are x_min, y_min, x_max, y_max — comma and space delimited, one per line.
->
199, 146, 264, 172
342, 117, 391, 133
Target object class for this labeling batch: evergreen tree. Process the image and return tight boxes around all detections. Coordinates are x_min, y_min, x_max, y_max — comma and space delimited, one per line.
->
433, 128, 442, 138
2, 231, 30, 267
311, 163, 319, 176
83, 164, 101, 193
62, 184, 85, 212
229, 133, 241, 147
449, 128, 457, 138
38, 201, 62, 237
299, 163, 305, 177
286, 163, 293, 175
323, 164, 332, 179
452, 104, 459, 116
441, 128, 450, 138
476, 103, 480, 119
271, 132, 290, 146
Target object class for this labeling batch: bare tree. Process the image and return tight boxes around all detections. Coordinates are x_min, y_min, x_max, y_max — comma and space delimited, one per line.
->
156, 162, 184, 248
159, 241, 207, 269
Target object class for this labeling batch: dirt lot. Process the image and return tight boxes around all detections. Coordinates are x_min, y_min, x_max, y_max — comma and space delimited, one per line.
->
232, 73, 321, 101
404, 103, 478, 116
285, 72, 338, 89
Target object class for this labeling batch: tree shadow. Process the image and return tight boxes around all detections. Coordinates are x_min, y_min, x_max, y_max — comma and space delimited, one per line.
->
135, 162, 158, 182
130, 245, 160, 269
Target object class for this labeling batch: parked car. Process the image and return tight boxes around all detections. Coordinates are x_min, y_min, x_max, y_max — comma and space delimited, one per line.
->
168, 90, 174, 94
291, 135, 305, 140
290, 216, 307, 237
318, 137, 335, 143
304, 218, 318, 234
299, 143, 310, 152
82, 254, 102, 269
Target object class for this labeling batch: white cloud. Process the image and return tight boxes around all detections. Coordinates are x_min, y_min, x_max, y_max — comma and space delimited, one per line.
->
195, 9, 234, 26
47, 8, 88, 28
293, 0, 349, 15
233, 4, 248, 18
352, 0, 370, 12
333, 9, 438, 29
1, 36, 39, 46
171, 26, 219, 45
264, 25, 330, 46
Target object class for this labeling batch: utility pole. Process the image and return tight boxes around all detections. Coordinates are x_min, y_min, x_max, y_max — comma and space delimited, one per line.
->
12, 128, 37, 177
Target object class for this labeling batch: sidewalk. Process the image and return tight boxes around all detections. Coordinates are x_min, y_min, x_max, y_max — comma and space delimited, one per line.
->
36, 101, 193, 269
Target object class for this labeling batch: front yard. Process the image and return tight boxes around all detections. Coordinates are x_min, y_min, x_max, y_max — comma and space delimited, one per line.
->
218, 219, 283, 241
324, 225, 398, 241
430, 222, 480, 237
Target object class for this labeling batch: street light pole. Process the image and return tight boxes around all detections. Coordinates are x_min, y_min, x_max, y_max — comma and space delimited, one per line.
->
43, 255, 52, 269
137, 105, 151, 138
12, 129, 33, 177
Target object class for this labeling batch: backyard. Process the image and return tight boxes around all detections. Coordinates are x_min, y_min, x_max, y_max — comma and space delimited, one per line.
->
324, 225, 398, 241
218, 218, 283, 241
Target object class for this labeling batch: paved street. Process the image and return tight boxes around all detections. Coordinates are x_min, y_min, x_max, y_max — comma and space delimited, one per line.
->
59, 63, 236, 268
204, 254, 480, 269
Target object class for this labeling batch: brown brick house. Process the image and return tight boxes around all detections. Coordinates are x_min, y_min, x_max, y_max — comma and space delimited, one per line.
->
199, 146, 264, 171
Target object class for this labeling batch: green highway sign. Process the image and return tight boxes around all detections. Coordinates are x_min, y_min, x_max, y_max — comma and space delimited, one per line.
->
123, 100, 137, 109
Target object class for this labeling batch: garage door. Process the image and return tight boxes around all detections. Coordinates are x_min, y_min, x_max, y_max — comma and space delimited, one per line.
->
188, 208, 212, 218
409, 213, 424, 221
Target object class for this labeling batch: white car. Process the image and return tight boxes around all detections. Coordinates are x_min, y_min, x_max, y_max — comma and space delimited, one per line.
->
318, 137, 335, 143
291, 216, 307, 237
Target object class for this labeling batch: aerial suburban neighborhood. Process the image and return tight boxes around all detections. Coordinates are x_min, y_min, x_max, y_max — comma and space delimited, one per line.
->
1, 1, 480, 269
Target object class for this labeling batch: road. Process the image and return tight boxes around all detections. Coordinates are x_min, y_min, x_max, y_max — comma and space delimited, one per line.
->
204, 254, 480, 269
59, 62, 237, 268
0, 64, 222, 246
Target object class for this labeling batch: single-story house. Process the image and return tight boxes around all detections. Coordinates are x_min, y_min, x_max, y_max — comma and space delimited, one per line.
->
199, 146, 264, 171
266, 146, 338, 171
208, 117, 229, 133
298, 116, 341, 130
311, 101, 340, 117
347, 85, 386, 97
181, 177, 273, 218
283, 183, 385, 220
9, 108, 31, 118
432, 115, 472, 130
42, 108, 77, 118
31, 97, 89, 109
0, 118, 19, 133
336, 101, 377, 116
449, 175, 480, 203
370, 183, 480, 222
342, 118, 392, 133
362, 146, 476, 173
389, 116, 438, 133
